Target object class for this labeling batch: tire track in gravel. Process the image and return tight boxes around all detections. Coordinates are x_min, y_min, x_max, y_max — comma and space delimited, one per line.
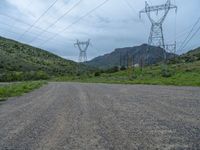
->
0, 82, 200, 150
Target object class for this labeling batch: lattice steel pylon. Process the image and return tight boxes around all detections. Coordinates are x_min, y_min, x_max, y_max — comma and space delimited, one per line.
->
74, 39, 90, 62
139, 0, 177, 56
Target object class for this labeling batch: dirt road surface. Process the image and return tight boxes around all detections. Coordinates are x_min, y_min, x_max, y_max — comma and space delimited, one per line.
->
0, 82, 200, 150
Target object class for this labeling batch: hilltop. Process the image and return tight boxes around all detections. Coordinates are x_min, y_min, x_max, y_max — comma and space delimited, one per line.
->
86, 44, 176, 69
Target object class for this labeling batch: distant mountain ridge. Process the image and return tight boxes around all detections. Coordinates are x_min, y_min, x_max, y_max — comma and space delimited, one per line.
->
86, 44, 176, 69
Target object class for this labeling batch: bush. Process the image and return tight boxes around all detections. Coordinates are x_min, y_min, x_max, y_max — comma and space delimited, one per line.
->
76, 72, 81, 76
35, 71, 49, 80
94, 72, 101, 77
105, 66, 119, 73
120, 66, 127, 71
161, 68, 172, 78
0, 71, 49, 82
184, 56, 196, 63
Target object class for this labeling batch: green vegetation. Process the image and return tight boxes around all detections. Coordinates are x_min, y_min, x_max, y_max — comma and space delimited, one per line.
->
54, 61, 200, 87
170, 47, 200, 64
54, 47, 200, 87
1, 36, 199, 87
0, 36, 91, 82
0, 71, 49, 82
0, 81, 47, 101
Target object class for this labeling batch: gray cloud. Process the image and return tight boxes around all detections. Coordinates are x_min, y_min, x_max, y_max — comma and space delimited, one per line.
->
0, 0, 199, 61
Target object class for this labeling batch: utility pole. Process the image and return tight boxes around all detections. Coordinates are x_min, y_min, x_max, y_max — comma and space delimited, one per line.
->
123, 55, 126, 68
139, 0, 177, 61
139, 54, 145, 70
119, 52, 122, 68
127, 52, 133, 69
132, 55, 135, 68
74, 39, 90, 63
126, 52, 129, 68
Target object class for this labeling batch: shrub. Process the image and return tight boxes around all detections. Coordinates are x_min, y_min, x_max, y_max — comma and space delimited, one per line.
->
94, 72, 101, 77
0, 71, 49, 82
120, 66, 127, 71
105, 66, 119, 73
161, 68, 172, 78
35, 71, 49, 80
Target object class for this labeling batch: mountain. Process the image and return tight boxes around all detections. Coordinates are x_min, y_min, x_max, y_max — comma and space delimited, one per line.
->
0, 36, 88, 81
86, 44, 176, 69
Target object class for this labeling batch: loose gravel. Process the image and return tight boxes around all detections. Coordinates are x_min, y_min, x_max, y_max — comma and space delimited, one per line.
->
0, 82, 200, 150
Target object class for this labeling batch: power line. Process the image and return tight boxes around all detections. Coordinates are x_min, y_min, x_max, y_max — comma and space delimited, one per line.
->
18, 0, 59, 40
174, 4, 177, 44
179, 24, 200, 52
0, 15, 75, 45
0, 25, 72, 47
123, 0, 146, 28
0, 22, 41, 36
124, 0, 138, 15
186, 43, 200, 52
0, 13, 36, 28
0, 27, 21, 36
90, 43, 99, 52
0, 21, 53, 40
0, 13, 67, 40
29, 0, 82, 43
166, 21, 200, 44
39, 0, 109, 47
178, 16, 200, 51
166, 29, 189, 44
10, 0, 35, 32
178, 16, 200, 52
148, 0, 152, 5
0, 27, 45, 41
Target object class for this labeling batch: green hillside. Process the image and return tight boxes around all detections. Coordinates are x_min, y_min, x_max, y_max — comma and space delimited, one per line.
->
181, 47, 200, 62
0, 36, 88, 82
56, 61, 200, 86
55, 47, 200, 87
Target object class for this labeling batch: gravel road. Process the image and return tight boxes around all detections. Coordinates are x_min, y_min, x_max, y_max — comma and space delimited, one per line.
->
0, 82, 200, 150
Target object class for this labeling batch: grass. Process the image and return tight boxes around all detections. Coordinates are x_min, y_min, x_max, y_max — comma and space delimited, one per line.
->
54, 61, 200, 87
0, 36, 92, 82
0, 81, 47, 101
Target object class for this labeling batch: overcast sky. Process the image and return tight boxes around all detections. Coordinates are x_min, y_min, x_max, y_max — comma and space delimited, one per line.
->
0, 0, 199, 61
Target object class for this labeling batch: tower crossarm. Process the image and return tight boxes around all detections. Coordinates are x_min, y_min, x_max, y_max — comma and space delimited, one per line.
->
139, 0, 178, 62
74, 39, 90, 51
74, 39, 90, 62
139, 0, 177, 18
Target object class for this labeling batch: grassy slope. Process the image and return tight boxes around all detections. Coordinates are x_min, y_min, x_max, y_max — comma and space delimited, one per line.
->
0, 36, 87, 77
57, 47, 200, 87
55, 61, 200, 86
0, 81, 47, 101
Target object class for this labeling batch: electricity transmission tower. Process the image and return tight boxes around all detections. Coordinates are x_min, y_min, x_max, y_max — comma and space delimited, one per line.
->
74, 39, 90, 62
140, 0, 177, 60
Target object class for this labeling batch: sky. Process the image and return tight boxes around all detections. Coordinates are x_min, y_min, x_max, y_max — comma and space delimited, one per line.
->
0, 0, 199, 61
